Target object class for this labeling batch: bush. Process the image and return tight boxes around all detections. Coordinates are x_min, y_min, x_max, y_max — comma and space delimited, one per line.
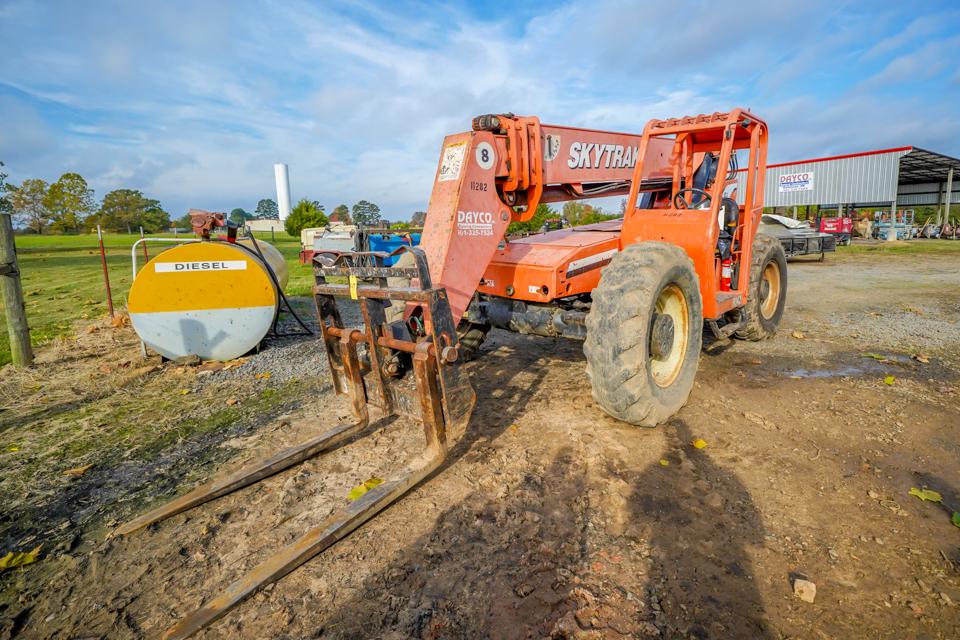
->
285, 199, 328, 236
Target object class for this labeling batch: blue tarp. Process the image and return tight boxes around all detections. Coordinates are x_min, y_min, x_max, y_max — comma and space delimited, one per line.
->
366, 233, 422, 266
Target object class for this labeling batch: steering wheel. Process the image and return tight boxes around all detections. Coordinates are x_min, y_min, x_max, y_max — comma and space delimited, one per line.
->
673, 188, 713, 210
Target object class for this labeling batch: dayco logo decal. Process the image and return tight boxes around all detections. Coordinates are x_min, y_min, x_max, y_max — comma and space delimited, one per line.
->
457, 210, 494, 236
568, 142, 639, 170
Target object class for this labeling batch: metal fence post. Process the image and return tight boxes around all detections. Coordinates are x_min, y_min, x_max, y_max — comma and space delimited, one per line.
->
97, 225, 116, 319
140, 226, 149, 261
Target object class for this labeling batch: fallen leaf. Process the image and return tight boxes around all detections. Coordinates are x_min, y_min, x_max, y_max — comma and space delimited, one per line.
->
97, 364, 111, 374
909, 487, 943, 503
658, 459, 670, 466
791, 331, 805, 340
348, 477, 384, 501
7, 446, 20, 452
744, 411, 768, 427
953, 512, 960, 529
85, 326, 98, 334
883, 375, 895, 385
197, 361, 224, 373
179, 389, 191, 395
692, 438, 708, 449
912, 354, 930, 364
255, 372, 272, 380
0, 545, 41, 572
226, 398, 239, 406
862, 352, 889, 362
222, 357, 248, 370
63, 464, 94, 477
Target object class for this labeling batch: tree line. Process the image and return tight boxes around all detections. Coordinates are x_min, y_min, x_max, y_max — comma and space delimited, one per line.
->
1, 164, 171, 234
506, 201, 619, 234
284, 198, 618, 236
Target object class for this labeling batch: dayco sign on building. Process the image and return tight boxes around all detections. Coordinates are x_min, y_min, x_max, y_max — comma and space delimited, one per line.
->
778, 171, 814, 193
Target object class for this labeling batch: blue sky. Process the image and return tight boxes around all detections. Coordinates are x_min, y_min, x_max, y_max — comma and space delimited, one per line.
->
1, 0, 958, 220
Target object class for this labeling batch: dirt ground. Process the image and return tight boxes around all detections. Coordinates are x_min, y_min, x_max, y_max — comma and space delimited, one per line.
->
2, 249, 959, 639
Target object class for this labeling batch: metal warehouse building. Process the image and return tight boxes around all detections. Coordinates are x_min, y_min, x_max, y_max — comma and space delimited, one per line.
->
737, 146, 960, 221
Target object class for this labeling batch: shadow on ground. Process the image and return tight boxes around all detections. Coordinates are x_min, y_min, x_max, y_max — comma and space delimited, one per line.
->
627, 418, 771, 639
313, 344, 772, 639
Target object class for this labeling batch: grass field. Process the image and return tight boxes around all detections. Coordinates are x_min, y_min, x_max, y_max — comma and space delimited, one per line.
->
838, 238, 960, 256
0, 231, 312, 366
3, 233, 960, 366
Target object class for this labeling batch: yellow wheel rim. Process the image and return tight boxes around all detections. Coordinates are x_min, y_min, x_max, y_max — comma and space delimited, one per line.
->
760, 261, 781, 320
650, 284, 689, 388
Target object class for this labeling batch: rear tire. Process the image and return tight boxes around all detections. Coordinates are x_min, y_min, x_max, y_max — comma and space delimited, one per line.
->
584, 242, 703, 427
734, 233, 787, 341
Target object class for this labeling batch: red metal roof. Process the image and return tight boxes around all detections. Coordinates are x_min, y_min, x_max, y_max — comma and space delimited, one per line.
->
766, 146, 913, 169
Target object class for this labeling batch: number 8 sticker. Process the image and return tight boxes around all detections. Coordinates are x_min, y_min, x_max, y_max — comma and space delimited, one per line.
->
475, 142, 495, 170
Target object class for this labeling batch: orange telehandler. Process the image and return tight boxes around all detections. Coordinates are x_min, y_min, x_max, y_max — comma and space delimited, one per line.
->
115, 108, 786, 638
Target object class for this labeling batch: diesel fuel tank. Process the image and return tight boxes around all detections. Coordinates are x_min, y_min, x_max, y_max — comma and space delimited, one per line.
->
128, 239, 288, 361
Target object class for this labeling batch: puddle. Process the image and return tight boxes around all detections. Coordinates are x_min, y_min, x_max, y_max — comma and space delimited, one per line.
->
861, 352, 913, 364
781, 365, 872, 379
764, 352, 916, 380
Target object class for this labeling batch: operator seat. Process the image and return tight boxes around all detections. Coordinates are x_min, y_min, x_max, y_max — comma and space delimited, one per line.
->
690, 152, 719, 206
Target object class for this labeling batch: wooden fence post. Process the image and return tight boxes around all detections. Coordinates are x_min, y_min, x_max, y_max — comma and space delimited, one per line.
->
0, 213, 33, 366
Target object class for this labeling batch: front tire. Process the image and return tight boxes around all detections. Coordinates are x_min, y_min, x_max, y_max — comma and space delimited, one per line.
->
456, 321, 490, 361
734, 233, 787, 341
584, 242, 703, 427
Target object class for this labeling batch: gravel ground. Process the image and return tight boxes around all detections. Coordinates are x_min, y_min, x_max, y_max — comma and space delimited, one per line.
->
826, 309, 960, 352
204, 298, 362, 385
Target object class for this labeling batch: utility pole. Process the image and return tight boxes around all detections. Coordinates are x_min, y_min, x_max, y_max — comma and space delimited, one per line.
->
0, 213, 33, 365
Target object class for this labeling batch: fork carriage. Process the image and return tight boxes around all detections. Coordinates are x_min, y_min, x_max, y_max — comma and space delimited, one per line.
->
313, 245, 475, 441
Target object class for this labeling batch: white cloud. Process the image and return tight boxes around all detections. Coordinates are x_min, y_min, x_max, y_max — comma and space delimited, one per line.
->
856, 36, 960, 90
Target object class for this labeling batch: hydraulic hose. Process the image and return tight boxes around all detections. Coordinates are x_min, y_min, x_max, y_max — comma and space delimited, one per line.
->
232, 232, 315, 337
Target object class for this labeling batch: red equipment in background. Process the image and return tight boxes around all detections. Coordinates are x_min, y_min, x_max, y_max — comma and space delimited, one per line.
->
818, 215, 853, 245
